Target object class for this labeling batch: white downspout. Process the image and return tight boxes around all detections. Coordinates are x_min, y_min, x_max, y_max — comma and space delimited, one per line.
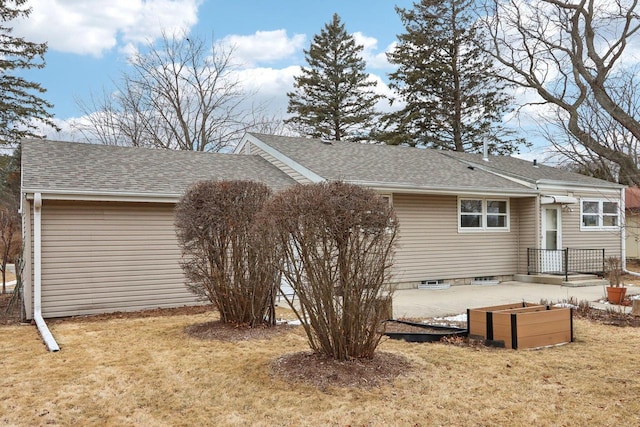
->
33, 193, 60, 352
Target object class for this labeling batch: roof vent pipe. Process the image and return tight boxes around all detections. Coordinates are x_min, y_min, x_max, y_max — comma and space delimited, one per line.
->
533, 159, 538, 167
482, 140, 489, 162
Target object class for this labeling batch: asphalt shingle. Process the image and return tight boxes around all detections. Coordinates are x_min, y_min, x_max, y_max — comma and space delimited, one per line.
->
22, 139, 297, 196
249, 133, 536, 192
442, 150, 622, 188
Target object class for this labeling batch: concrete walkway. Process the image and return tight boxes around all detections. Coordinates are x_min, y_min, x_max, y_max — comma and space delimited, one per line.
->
392, 281, 640, 318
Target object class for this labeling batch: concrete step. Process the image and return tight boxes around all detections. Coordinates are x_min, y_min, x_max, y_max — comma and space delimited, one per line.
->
561, 279, 608, 288
514, 273, 605, 286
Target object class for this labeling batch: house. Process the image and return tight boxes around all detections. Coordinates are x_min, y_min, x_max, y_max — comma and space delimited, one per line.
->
20, 139, 296, 321
236, 133, 624, 285
625, 187, 640, 259
21, 133, 624, 321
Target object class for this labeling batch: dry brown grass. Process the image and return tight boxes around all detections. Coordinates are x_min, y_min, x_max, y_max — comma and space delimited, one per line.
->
1, 309, 639, 426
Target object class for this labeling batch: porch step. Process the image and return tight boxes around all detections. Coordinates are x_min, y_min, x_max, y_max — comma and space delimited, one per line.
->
514, 273, 607, 287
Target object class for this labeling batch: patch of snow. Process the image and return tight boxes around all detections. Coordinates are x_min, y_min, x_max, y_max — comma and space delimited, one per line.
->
439, 313, 468, 322
553, 303, 578, 308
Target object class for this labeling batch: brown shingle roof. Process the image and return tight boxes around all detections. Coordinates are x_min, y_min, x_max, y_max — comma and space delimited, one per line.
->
22, 139, 296, 196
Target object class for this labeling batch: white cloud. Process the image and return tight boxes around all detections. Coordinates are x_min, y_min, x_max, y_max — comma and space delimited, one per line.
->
220, 30, 306, 67
353, 32, 394, 69
12, 0, 201, 57
234, 66, 300, 114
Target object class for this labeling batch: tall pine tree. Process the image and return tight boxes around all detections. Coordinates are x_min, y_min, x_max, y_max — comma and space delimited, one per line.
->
0, 0, 57, 146
383, 0, 524, 154
286, 13, 382, 142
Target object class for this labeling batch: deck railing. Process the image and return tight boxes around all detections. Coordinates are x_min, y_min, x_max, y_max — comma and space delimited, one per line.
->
527, 248, 605, 282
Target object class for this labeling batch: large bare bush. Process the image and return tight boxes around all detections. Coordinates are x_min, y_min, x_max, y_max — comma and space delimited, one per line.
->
175, 180, 278, 326
260, 182, 398, 360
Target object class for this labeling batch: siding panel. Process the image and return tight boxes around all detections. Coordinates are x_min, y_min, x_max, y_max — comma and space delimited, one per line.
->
392, 194, 524, 285
561, 190, 622, 257
513, 197, 537, 274
39, 201, 199, 318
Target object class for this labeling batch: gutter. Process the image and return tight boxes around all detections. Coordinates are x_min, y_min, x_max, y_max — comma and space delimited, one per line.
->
33, 193, 60, 352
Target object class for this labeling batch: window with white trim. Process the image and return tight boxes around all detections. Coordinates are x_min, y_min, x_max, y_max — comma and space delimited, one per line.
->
580, 199, 619, 230
459, 198, 509, 231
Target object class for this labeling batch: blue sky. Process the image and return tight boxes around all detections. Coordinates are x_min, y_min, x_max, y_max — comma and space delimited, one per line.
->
12, 0, 549, 157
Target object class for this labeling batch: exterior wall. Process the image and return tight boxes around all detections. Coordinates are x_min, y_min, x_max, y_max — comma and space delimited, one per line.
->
559, 190, 622, 258
249, 143, 312, 184
391, 193, 524, 287
626, 211, 640, 259
37, 200, 199, 318
512, 197, 538, 274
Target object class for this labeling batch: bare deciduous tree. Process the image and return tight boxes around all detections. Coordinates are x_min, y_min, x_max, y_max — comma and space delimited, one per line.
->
482, 0, 640, 184
0, 200, 19, 295
75, 31, 279, 151
261, 182, 398, 360
0, 148, 20, 295
542, 70, 640, 182
174, 180, 279, 326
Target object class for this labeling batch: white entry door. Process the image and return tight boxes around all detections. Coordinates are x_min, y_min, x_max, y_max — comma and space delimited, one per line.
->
541, 206, 563, 273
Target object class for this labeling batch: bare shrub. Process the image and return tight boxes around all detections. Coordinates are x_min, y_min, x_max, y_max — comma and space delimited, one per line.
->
260, 181, 398, 360
175, 180, 279, 326
605, 256, 623, 287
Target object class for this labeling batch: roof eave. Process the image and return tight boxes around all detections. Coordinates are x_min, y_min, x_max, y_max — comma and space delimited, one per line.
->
536, 179, 625, 191
344, 180, 538, 197
23, 189, 181, 204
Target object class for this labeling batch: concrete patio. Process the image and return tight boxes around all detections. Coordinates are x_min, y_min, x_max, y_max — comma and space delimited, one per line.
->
391, 281, 640, 318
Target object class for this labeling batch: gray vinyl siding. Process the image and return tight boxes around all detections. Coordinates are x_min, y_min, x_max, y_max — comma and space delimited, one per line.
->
38, 201, 198, 318
513, 197, 538, 274
249, 143, 312, 184
560, 190, 622, 257
626, 212, 640, 259
391, 193, 521, 286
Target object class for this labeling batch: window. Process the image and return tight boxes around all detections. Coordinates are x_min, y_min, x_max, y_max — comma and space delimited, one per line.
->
581, 199, 619, 230
459, 198, 509, 231
380, 194, 393, 206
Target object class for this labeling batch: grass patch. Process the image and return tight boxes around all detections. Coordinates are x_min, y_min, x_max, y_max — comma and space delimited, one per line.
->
1, 308, 639, 426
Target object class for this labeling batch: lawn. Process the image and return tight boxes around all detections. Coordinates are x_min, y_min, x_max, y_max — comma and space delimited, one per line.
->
1, 308, 639, 426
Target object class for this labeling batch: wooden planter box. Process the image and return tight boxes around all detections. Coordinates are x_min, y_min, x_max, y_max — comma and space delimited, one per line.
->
467, 302, 573, 349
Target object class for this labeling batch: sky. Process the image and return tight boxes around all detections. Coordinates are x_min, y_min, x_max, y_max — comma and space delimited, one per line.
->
10, 0, 554, 158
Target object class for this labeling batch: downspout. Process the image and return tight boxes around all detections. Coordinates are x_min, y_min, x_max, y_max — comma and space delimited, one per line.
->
621, 187, 640, 277
33, 193, 60, 352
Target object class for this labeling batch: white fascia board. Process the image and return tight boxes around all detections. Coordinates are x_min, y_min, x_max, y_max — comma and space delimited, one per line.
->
537, 182, 623, 195
242, 134, 326, 183
351, 181, 537, 198
536, 179, 624, 191
24, 189, 180, 204
233, 134, 249, 154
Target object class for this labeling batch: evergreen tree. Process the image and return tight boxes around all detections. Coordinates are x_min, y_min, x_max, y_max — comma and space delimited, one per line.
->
0, 0, 57, 146
286, 13, 382, 142
383, 0, 524, 154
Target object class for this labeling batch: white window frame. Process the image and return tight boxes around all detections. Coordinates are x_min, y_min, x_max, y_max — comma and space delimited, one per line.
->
458, 198, 510, 232
580, 198, 620, 231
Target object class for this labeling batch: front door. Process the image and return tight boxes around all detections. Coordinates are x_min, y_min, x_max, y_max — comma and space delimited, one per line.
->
541, 206, 563, 273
